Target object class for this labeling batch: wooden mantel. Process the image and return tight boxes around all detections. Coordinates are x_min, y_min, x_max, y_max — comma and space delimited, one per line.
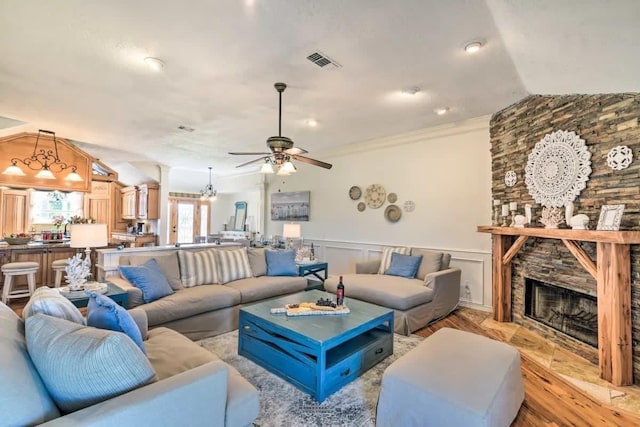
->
477, 225, 637, 386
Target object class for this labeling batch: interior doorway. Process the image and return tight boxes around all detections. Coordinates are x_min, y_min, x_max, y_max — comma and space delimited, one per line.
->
168, 197, 211, 244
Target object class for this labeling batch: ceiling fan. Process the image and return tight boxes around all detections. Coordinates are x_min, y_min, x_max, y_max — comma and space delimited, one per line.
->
229, 82, 332, 175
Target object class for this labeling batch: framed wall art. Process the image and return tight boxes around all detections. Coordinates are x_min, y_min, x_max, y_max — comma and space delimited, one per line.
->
271, 191, 310, 221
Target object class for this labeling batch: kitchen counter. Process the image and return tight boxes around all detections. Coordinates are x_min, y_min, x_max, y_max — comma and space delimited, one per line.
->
0, 241, 71, 250
110, 232, 158, 247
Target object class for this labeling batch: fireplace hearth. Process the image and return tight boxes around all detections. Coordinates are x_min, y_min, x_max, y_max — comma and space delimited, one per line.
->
524, 277, 598, 348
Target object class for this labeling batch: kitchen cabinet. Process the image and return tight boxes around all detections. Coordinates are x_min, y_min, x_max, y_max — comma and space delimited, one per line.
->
121, 186, 137, 220
0, 189, 30, 237
137, 183, 159, 220
111, 181, 128, 232
84, 181, 127, 237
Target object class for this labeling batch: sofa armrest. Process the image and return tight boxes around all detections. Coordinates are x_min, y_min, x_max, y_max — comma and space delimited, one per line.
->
41, 361, 229, 427
128, 308, 148, 341
107, 275, 144, 309
356, 259, 381, 274
424, 267, 461, 319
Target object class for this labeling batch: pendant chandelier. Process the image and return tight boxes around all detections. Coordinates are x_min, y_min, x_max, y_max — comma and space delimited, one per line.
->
2, 129, 83, 181
200, 167, 217, 201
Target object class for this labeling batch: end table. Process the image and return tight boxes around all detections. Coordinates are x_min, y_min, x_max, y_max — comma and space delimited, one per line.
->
297, 262, 328, 291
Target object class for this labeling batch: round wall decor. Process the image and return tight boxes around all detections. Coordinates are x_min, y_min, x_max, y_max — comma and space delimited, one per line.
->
387, 193, 398, 203
504, 171, 517, 187
384, 205, 402, 222
357, 202, 366, 212
524, 130, 592, 208
349, 186, 362, 200
606, 145, 633, 170
403, 200, 415, 212
364, 184, 386, 209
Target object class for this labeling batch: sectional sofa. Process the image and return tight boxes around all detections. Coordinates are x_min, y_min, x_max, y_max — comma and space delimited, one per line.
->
108, 247, 308, 340
325, 247, 461, 335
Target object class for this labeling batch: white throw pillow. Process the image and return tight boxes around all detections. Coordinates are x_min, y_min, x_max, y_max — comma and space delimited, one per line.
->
378, 247, 411, 274
177, 249, 220, 286
216, 248, 253, 284
22, 286, 85, 325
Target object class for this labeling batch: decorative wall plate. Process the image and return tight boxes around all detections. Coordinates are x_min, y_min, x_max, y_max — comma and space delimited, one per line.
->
504, 171, 517, 187
387, 193, 398, 203
357, 202, 366, 212
364, 184, 386, 209
524, 130, 592, 208
606, 145, 633, 170
384, 205, 402, 223
349, 186, 362, 200
403, 200, 415, 212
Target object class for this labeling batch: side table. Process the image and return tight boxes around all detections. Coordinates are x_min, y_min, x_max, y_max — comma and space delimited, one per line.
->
61, 282, 128, 308
297, 262, 328, 291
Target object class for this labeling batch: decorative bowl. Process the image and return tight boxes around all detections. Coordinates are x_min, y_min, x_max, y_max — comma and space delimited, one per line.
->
4, 237, 32, 245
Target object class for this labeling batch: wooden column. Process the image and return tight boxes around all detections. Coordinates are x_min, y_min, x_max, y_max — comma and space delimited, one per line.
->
492, 235, 512, 322
596, 242, 633, 386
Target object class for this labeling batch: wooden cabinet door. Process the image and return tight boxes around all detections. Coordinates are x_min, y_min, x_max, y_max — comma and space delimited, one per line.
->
112, 182, 128, 231
121, 188, 137, 219
137, 187, 148, 219
0, 189, 30, 236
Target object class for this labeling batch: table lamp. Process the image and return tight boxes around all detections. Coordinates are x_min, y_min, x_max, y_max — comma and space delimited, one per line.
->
70, 223, 108, 280
282, 223, 301, 249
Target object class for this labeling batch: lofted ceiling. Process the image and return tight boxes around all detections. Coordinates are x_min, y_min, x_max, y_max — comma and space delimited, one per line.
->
0, 0, 638, 177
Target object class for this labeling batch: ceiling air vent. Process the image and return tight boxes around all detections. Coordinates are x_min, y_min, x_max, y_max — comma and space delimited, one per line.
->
306, 51, 341, 68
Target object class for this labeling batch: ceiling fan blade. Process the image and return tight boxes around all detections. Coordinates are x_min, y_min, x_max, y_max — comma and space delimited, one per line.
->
284, 147, 308, 155
235, 156, 269, 168
291, 154, 333, 169
229, 152, 271, 156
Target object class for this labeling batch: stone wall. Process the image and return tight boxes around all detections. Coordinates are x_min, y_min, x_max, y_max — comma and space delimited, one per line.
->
490, 94, 640, 383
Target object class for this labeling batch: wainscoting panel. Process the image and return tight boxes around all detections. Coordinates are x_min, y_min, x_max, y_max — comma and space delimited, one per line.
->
305, 239, 492, 310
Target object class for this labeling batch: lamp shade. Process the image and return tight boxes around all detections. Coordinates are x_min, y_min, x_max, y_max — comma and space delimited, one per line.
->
282, 223, 301, 239
70, 224, 108, 248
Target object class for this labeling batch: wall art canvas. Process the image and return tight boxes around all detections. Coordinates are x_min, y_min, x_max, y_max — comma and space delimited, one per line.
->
271, 191, 310, 221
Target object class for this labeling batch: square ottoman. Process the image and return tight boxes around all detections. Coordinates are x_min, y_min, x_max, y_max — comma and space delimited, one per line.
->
376, 327, 524, 427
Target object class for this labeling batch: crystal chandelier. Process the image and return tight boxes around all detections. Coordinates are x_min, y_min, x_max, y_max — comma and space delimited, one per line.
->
2, 129, 83, 181
200, 167, 217, 201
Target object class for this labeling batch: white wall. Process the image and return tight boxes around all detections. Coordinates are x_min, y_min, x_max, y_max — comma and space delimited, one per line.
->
264, 116, 493, 309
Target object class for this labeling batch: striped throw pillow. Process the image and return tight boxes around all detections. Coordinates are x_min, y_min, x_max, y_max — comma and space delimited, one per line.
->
22, 286, 86, 325
177, 249, 219, 287
216, 248, 253, 284
378, 246, 411, 274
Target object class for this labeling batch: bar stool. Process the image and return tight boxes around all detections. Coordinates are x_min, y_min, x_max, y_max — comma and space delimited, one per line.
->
1, 262, 39, 304
52, 259, 68, 288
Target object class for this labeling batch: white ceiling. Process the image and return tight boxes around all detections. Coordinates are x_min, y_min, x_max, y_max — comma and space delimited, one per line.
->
0, 0, 638, 177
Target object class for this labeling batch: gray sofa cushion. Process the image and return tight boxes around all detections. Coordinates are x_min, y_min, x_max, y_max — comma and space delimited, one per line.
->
127, 251, 183, 290
0, 303, 60, 425
248, 248, 267, 277
411, 249, 444, 280
145, 327, 218, 380
141, 285, 241, 326
225, 276, 307, 304
325, 274, 433, 311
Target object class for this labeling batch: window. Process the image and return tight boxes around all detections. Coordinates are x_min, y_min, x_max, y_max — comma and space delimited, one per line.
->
30, 191, 83, 225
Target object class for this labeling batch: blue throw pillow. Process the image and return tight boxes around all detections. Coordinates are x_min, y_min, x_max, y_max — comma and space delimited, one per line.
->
86, 292, 146, 354
118, 258, 174, 303
385, 253, 423, 279
265, 249, 298, 276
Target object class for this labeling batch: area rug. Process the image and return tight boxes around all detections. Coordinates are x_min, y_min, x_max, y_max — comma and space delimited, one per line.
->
198, 331, 422, 427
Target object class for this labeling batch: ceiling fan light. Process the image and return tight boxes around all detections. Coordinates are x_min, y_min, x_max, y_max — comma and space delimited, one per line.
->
35, 168, 56, 180
276, 167, 290, 176
281, 161, 296, 174
260, 163, 275, 174
2, 163, 26, 176
65, 170, 83, 182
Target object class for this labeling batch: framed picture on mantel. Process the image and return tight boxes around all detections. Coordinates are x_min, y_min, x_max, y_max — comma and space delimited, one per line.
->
596, 204, 624, 231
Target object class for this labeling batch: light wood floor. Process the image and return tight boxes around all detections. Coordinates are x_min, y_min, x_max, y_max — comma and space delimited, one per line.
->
415, 309, 640, 427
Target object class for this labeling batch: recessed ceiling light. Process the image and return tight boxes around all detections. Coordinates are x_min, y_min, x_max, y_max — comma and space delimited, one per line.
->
305, 119, 318, 127
464, 41, 483, 54
144, 57, 165, 72
401, 86, 421, 95
434, 107, 450, 115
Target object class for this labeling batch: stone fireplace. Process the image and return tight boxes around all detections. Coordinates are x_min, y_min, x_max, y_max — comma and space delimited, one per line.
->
489, 93, 640, 385
524, 277, 597, 348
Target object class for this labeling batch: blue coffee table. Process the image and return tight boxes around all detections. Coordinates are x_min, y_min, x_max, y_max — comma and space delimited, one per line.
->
238, 290, 394, 402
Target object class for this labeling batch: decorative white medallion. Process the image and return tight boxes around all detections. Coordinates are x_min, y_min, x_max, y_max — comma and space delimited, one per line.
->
524, 130, 592, 208
606, 145, 633, 170
504, 171, 517, 187
403, 200, 415, 212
